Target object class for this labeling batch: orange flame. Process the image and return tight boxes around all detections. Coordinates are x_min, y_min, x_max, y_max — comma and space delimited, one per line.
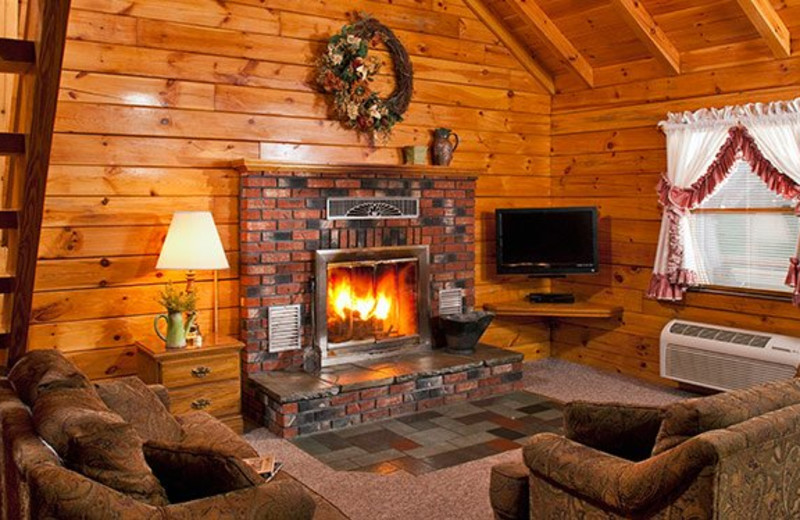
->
326, 262, 418, 345
329, 276, 392, 322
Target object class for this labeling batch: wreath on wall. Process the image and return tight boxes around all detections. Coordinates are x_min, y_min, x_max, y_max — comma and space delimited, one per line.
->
316, 14, 413, 141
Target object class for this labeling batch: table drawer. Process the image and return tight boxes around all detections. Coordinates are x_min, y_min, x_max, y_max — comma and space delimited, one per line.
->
160, 353, 239, 388
169, 379, 240, 416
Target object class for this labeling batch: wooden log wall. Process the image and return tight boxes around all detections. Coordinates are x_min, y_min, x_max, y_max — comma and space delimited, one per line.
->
35, 0, 552, 377
550, 54, 800, 385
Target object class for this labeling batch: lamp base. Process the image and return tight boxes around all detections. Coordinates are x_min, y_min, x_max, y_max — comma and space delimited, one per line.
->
185, 270, 197, 294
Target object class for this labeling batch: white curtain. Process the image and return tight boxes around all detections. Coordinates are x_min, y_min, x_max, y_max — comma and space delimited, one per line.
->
663, 122, 733, 189
741, 100, 800, 184
650, 99, 800, 302
650, 117, 733, 299
741, 101, 800, 303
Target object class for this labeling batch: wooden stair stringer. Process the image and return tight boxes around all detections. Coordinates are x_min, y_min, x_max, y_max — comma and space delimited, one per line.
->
3, 0, 72, 366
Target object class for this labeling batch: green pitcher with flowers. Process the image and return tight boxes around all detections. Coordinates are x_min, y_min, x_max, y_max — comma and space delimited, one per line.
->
154, 283, 197, 349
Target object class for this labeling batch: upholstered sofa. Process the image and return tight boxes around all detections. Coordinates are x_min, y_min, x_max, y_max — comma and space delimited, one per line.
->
490, 377, 800, 519
0, 349, 348, 519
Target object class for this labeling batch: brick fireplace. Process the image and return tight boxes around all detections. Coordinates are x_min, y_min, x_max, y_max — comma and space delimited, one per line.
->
236, 161, 523, 437
236, 161, 477, 373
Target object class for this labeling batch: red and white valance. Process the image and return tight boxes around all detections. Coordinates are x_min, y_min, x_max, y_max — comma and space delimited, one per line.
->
649, 99, 800, 303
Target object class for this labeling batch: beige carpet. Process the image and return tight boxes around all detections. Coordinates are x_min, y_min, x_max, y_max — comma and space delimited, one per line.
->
522, 358, 693, 405
244, 359, 691, 520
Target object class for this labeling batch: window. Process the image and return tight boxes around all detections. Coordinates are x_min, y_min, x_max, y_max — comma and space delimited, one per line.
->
687, 160, 799, 293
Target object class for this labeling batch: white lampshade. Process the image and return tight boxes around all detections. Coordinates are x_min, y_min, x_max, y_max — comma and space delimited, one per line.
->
157, 211, 229, 270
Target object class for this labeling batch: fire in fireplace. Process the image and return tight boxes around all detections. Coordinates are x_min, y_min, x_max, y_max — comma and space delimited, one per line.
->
315, 246, 431, 366
327, 259, 418, 345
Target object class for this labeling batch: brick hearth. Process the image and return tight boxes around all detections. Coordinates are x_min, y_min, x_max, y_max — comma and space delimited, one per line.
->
249, 345, 524, 438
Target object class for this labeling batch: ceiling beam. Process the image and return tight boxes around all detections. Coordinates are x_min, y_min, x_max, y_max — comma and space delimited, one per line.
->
461, 0, 555, 94
611, 0, 680, 74
735, 0, 791, 59
506, 0, 593, 87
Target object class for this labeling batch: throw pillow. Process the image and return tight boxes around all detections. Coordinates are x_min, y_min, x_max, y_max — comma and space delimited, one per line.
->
564, 402, 663, 461
653, 378, 800, 454
95, 376, 183, 444
143, 440, 263, 503
67, 422, 168, 506
33, 386, 122, 454
33, 386, 169, 506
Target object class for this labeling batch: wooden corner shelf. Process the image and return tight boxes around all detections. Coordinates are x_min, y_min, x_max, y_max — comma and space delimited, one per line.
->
483, 300, 623, 319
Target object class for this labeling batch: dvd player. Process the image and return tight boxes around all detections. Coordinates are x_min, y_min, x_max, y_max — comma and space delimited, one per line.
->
526, 293, 575, 304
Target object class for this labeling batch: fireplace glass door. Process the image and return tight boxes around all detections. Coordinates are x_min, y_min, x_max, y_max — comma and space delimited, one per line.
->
326, 258, 419, 348
315, 246, 431, 366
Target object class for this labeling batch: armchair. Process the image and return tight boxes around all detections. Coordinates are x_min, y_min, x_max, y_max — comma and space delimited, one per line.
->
491, 378, 800, 520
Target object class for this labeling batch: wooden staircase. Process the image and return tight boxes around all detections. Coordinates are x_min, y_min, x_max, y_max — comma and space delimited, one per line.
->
0, 0, 71, 367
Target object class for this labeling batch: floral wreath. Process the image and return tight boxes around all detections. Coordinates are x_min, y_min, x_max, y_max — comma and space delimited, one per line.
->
316, 14, 413, 140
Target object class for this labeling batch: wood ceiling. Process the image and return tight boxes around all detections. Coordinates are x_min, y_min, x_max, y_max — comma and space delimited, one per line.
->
467, 0, 797, 93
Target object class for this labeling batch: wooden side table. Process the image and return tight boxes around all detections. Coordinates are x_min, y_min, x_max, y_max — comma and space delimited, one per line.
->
136, 334, 245, 433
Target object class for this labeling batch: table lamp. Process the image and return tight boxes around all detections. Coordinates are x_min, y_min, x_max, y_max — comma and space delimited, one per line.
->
157, 211, 229, 335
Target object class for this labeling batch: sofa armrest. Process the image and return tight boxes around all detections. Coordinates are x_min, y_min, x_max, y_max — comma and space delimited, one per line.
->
490, 462, 529, 520
162, 479, 316, 520
147, 384, 170, 409
28, 463, 316, 520
27, 463, 157, 519
176, 411, 258, 459
523, 432, 718, 515
563, 401, 663, 461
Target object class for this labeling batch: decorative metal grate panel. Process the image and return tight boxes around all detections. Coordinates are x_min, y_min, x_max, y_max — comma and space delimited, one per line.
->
268, 304, 302, 352
327, 197, 419, 220
438, 288, 464, 316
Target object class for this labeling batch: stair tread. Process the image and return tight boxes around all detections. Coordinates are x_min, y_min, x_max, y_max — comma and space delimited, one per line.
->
0, 133, 25, 154
0, 210, 17, 229
0, 38, 35, 73
0, 275, 13, 294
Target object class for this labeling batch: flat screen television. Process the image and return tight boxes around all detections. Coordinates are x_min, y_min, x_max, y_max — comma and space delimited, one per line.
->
496, 207, 598, 276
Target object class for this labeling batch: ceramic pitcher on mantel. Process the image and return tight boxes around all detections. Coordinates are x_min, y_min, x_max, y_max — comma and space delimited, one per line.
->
432, 128, 459, 166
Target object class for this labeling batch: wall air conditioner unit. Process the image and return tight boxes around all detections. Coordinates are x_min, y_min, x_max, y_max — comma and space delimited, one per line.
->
660, 319, 800, 391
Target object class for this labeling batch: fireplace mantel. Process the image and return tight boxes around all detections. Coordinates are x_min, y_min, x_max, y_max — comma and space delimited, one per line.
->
233, 159, 478, 179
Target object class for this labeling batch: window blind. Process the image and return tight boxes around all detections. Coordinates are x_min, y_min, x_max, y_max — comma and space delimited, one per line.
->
688, 160, 799, 293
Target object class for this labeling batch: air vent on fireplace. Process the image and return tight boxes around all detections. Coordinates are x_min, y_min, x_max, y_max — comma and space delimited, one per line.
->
439, 288, 464, 316
327, 197, 419, 220
268, 304, 302, 352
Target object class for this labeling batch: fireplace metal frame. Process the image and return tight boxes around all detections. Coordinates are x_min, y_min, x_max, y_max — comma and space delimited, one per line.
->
314, 245, 431, 367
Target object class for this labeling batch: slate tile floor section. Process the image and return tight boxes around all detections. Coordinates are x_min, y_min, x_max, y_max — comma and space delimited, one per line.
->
291, 391, 563, 476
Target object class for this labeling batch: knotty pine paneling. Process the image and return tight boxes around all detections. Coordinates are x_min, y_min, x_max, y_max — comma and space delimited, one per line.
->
42, 0, 552, 376
550, 54, 800, 384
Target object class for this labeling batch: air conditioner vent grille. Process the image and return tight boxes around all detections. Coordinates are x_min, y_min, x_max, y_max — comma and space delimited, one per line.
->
664, 344, 795, 391
669, 321, 771, 348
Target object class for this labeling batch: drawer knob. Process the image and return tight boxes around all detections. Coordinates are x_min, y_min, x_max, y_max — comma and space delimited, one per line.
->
191, 398, 212, 410
191, 366, 212, 378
